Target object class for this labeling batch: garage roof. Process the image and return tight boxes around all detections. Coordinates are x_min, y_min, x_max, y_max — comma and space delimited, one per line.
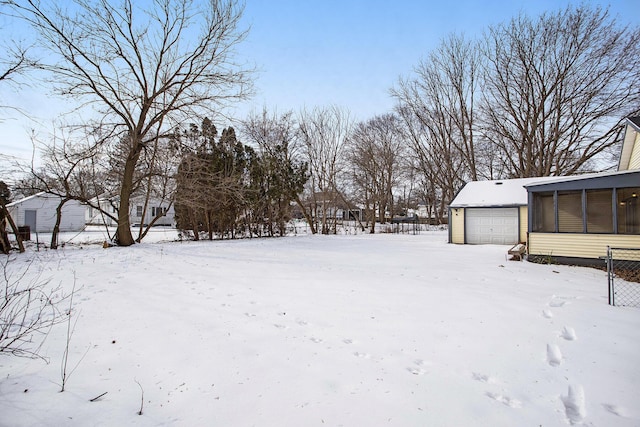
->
449, 177, 558, 208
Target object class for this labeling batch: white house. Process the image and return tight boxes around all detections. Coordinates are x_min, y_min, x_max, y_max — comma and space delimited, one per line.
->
6, 192, 86, 233
86, 194, 175, 227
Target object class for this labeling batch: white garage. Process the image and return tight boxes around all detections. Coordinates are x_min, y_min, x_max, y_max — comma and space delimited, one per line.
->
448, 177, 558, 245
465, 207, 519, 245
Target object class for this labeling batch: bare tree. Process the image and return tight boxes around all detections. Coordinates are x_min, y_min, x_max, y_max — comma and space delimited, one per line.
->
1, 257, 68, 359
392, 34, 482, 221
481, 5, 640, 177
297, 106, 352, 234
11, 0, 253, 246
15, 129, 108, 249
347, 114, 406, 231
393, 34, 483, 182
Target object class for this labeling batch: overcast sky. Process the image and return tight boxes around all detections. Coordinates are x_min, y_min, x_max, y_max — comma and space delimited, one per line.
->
1, 0, 639, 162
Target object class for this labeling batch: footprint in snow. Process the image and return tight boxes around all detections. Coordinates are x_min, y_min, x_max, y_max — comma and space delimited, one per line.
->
343, 339, 353, 344
274, 324, 288, 329
407, 367, 426, 375
542, 309, 553, 319
407, 359, 429, 375
310, 337, 323, 343
486, 392, 522, 408
603, 403, 627, 417
472, 372, 496, 384
561, 385, 586, 424
244, 313, 256, 317
560, 326, 577, 341
549, 300, 567, 308
546, 343, 563, 367
353, 352, 371, 359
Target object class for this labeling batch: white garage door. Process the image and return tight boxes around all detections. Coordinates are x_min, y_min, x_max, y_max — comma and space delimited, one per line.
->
466, 208, 518, 245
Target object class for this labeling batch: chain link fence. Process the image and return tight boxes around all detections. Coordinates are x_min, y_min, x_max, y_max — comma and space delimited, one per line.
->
607, 247, 640, 307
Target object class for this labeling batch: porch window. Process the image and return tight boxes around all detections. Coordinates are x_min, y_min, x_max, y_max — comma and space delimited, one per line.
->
557, 191, 583, 233
136, 206, 143, 217
617, 187, 639, 234
532, 192, 554, 232
586, 189, 613, 233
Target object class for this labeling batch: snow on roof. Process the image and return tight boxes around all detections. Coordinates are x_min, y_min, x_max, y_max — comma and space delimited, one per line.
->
449, 177, 558, 208
6, 191, 48, 207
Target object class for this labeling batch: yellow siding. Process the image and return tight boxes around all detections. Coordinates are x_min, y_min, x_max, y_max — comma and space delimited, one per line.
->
519, 206, 528, 243
629, 132, 640, 170
529, 233, 640, 259
450, 208, 465, 244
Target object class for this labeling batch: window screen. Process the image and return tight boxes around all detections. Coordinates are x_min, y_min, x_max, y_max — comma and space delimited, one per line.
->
586, 189, 613, 233
617, 187, 639, 234
558, 191, 583, 233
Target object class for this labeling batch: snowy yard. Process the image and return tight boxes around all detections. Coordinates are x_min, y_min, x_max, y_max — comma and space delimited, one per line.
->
1, 230, 639, 426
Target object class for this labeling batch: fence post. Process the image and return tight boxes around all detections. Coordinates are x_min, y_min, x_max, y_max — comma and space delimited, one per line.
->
606, 246, 612, 306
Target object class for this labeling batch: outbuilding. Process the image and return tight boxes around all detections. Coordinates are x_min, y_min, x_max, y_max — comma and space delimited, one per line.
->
448, 177, 556, 245
6, 192, 86, 233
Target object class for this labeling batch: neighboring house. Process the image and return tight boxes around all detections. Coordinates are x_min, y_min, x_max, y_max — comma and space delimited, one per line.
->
86, 194, 175, 227
6, 192, 86, 233
524, 117, 640, 265
448, 177, 557, 245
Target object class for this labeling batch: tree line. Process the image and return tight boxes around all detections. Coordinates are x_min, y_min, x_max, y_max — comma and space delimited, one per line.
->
1, 1, 638, 249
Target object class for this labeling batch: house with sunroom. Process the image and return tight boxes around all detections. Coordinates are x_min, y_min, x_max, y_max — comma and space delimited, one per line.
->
448, 116, 640, 265
525, 117, 640, 265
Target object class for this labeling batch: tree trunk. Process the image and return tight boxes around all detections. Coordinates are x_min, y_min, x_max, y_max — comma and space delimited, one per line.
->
294, 195, 316, 234
0, 203, 24, 253
50, 197, 70, 249
116, 149, 140, 246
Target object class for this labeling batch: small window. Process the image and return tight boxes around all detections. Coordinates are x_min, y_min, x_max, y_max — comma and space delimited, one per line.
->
617, 187, 639, 234
558, 191, 583, 233
136, 206, 143, 217
586, 189, 613, 233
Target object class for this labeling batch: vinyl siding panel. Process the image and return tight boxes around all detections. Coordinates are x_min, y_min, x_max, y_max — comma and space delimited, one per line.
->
630, 132, 640, 170
529, 233, 640, 259
519, 206, 528, 243
450, 208, 465, 244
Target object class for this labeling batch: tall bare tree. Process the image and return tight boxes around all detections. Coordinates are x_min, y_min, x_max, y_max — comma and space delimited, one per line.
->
347, 114, 406, 231
481, 5, 640, 177
393, 34, 482, 182
297, 106, 352, 234
11, 0, 252, 245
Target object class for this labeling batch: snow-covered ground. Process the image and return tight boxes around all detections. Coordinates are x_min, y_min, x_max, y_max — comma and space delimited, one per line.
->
1, 230, 639, 426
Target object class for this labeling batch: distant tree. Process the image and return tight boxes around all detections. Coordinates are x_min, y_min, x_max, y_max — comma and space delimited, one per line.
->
242, 109, 309, 236
297, 106, 352, 234
11, 0, 253, 246
174, 121, 254, 240
347, 114, 407, 231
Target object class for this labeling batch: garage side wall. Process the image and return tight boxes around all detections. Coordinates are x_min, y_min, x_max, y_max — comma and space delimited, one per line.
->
450, 208, 465, 244
519, 206, 528, 243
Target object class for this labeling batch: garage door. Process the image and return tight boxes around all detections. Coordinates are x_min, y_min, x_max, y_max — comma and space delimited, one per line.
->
466, 208, 518, 245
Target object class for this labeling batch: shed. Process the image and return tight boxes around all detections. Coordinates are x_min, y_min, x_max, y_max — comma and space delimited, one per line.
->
6, 193, 86, 233
448, 177, 557, 245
